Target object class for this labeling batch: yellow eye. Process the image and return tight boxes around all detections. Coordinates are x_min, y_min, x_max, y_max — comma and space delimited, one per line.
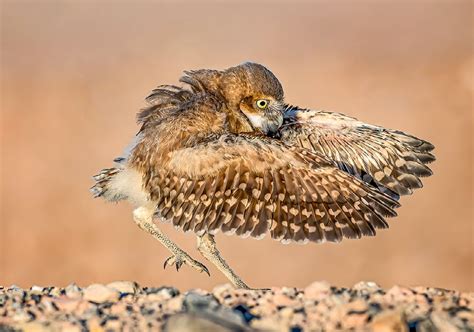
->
256, 99, 269, 109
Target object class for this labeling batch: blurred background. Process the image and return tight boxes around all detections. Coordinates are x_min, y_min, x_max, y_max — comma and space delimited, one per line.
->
1, 1, 472, 292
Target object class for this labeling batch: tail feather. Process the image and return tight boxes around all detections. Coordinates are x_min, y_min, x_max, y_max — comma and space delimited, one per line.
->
90, 168, 124, 200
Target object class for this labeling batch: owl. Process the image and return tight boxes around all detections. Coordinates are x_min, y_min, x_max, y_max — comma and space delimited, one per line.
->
91, 62, 435, 289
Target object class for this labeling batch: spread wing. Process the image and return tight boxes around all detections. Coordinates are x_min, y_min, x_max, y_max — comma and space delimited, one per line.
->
277, 106, 435, 199
145, 132, 400, 244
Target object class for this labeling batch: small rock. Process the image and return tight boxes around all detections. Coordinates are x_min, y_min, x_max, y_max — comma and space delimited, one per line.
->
39, 297, 57, 313
12, 311, 31, 323
30, 285, 45, 295
109, 302, 127, 316
7, 285, 24, 297
164, 313, 246, 332
48, 287, 62, 297
370, 310, 408, 332
74, 298, 95, 316
251, 317, 282, 331
345, 299, 369, 313
253, 300, 278, 317
456, 309, 474, 326
272, 293, 299, 307
233, 304, 257, 323
13, 322, 49, 332
56, 322, 82, 332
353, 281, 382, 294
281, 287, 297, 298
385, 285, 415, 302
166, 296, 184, 312
212, 283, 234, 299
144, 286, 179, 296
87, 317, 103, 331
183, 292, 246, 327
430, 312, 462, 332
187, 288, 209, 296
104, 319, 122, 330
458, 293, 474, 308
65, 283, 82, 298
279, 306, 294, 319
107, 281, 139, 295
343, 311, 369, 329
54, 296, 81, 312
304, 281, 332, 300
83, 284, 119, 303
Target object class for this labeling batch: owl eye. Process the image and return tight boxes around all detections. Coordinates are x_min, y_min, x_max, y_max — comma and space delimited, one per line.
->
256, 99, 269, 109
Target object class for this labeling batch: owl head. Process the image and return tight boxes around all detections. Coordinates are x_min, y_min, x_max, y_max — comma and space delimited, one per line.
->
180, 62, 285, 136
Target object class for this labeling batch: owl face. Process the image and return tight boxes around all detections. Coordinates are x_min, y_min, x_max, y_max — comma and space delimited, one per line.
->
218, 62, 284, 136
179, 62, 286, 136
239, 95, 284, 136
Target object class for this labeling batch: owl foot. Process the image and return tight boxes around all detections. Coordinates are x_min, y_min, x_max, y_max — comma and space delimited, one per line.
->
163, 252, 210, 276
197, 233, 251, 289
132, 208, 210, 277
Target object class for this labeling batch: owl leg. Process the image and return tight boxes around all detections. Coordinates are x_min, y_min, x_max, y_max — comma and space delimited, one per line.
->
197, 233, 250, 289
133, 207, 210, 276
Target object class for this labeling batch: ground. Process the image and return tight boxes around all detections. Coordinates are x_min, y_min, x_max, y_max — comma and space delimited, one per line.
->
0, 281, 472, 331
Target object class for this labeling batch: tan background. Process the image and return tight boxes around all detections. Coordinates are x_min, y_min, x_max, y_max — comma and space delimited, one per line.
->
1, 1, 472, 292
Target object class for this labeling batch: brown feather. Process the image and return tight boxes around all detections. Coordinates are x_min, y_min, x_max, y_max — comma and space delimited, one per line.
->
279, 106, 435, 198
92, 63, 435, 245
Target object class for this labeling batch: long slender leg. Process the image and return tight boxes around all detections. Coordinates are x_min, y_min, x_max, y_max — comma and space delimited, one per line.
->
197, 233, 250, 289
133, 207, 209, 275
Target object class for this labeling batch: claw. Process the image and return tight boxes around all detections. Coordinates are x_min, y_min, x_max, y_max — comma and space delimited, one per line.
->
163, 256, 175, 270
176, 260, 183, 271
200, 265, 210, 276
162, 253, 210, 277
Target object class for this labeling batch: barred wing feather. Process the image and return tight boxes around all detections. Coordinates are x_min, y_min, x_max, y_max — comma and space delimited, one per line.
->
278, 106, 435, 199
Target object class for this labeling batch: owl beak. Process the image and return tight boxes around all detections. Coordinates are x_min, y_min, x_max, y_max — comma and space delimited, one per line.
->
264, 113, 283, 137
243, 112, 282, 137
240, 102, 284, 137
266, 126, 279, 138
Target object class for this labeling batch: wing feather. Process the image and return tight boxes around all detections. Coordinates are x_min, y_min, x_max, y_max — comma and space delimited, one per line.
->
278, 106, 435, 198
142, 132, 400, 243
132, 95, 404, 243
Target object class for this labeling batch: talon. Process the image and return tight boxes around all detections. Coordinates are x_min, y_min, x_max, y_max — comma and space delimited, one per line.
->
201, 265, 210, 276
176, 260, 183, 271
162, 253, 209, 276
163, 256, 175, 269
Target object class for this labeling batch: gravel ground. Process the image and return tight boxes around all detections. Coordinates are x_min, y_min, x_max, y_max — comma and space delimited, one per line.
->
0, 281, 472, 331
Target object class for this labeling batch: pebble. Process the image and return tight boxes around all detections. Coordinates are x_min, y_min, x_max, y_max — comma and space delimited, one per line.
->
0, 282, 472, 331
272, 292, 299, 307
370, 310, 407, 332
30, 285, 45, 294
83, 284, 120, 303
54, 296, 81, 312
48, 287, 62, 297
65, 283, 82, 298
304, 280, 332, 300
353, 281, 382, 294
166, 296, 184, 312
107, 281, 139, 295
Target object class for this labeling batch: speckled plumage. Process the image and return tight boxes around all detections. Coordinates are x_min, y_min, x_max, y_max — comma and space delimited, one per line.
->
91, 62, 434, 287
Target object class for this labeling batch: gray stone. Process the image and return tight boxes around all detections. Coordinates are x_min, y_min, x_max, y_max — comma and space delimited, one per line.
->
180, 292, 248, 330
164, 313, 251, 332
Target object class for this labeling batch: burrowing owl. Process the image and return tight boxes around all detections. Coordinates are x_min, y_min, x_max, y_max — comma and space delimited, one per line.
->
91, 62, 434, 289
